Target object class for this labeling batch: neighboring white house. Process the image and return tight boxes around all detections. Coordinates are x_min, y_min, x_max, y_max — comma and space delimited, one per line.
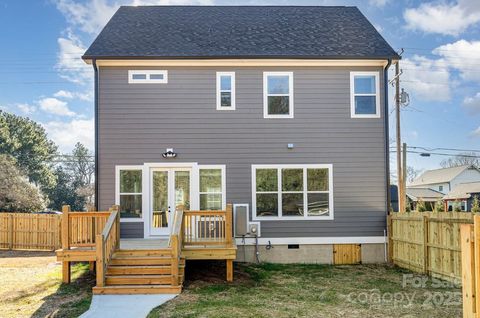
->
408, 165, 480, 194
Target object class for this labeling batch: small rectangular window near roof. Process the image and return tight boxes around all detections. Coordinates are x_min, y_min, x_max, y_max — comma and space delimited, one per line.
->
216, 72, 235, 110
128, 70, 168, 84
264, 72, 293, 118
350, 72, 380, 118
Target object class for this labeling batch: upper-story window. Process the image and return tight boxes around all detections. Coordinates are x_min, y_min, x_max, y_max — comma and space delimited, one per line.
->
264, 72, 294, 119
128, 70, 168, 84
216, 72, 235, 110
350, 71, 380, 118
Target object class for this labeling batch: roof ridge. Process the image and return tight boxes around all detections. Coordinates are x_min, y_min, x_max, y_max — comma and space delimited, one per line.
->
119, 5, 355, 8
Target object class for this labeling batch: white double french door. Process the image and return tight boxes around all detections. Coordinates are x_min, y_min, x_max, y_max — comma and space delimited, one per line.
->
149, 168, 191, 236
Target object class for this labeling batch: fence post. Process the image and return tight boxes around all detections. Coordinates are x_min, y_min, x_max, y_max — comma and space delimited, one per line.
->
461, 224, 476, 318
8, 214, 13, 250
474, 215, 480, 314
61, 205, 71, 283
423, 215, 429, 274
387, 215, 393, 263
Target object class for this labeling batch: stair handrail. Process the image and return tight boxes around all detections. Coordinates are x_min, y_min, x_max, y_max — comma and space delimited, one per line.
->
95, 205, 120, 287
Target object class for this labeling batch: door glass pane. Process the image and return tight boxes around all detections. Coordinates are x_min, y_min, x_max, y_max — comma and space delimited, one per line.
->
256, 193, 278, 217
307, 168, 329, 191
152, 171, 169, 229
282, 169, 303, 191
120, 170, 142, 193
119, 194, 142, 218
282, 193, 303, 216
175, 171, 190, 210
307, 193, 329, 216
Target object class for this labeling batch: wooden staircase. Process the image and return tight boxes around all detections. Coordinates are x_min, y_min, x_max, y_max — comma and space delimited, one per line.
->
92, 248, 184, 295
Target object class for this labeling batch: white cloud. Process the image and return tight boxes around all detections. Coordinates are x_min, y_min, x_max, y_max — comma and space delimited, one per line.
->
464, 92, 480, 113
43, 118, 94, 152
56, 30, 92, 85
38, 97, 76, 117
400, 55, 451, 102
55, 0, 213, 35
54, 89, 93, 101
16, 103, 36, 115
472, 126, 480, 137
433, 40, 480, 82
369, 0, 389, 7
404, 0, 480, 36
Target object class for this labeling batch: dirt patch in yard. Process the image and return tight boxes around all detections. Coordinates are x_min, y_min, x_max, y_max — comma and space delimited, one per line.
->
0, 250, 94, 318
149, 261, 462, 318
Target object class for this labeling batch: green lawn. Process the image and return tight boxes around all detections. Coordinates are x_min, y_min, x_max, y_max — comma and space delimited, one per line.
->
148, 262, 462, 318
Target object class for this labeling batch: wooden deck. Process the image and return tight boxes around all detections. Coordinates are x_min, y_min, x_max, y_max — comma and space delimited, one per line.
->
56, 204, 237, 294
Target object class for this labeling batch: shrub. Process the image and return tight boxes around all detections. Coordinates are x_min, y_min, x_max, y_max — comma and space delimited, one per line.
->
453, 200, 462, 212
416, 199, 427, 212
434, 200, 444, 213
472, 195, 480, 213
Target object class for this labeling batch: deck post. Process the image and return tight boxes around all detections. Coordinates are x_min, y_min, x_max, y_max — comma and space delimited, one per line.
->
96, 234, 105, 287
89, 261, 95, 272
225, 204, 233, 246
226, 259, 233, 282
171, 235, 179, 286
61, 205, 71, 283
111, 205, 121, 249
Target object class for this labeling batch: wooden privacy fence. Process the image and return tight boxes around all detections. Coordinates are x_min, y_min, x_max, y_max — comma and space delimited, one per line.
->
0, 213, 61, 251
388, 212, 473, 282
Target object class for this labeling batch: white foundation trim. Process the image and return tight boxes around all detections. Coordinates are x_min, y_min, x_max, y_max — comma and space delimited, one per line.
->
235, 236, 386, 245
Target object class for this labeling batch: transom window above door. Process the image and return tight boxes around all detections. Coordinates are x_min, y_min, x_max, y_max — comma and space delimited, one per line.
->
263, 72, 294, 118
350, 71, 380, 118
252, 164, 333, 220
216, 72, 235, 110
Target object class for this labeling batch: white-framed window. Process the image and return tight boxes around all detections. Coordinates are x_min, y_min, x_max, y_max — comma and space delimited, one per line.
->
350, 71, 380, 118
198, 165, 226, 210
128, 70, 168, 84
116, 165, 143, 222
439, 185, 444, 192
263, 72, 294, 118
216, 72, 235, 110
252, 164, 333, 220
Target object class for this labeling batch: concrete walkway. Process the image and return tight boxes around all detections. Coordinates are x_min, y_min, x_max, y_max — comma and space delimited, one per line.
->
80, 294, 177, 318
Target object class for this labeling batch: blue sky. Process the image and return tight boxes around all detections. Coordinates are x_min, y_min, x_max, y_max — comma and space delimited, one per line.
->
0, 0, 479, 174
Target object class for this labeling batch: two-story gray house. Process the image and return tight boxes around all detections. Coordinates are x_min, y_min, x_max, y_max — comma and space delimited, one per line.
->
83, 5, 400, 264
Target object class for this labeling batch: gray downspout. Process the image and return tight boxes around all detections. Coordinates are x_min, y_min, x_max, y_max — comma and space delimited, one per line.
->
93, 59, 99, 211
384, 59, 392, 215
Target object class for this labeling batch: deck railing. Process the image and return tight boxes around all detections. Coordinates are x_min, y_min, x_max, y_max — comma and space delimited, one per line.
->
95, 206, 120, 287
61, 205, 112, 249
182, 204, 233, 247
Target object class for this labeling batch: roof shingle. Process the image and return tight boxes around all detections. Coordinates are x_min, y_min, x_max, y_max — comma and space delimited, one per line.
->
83, 6, 399, 60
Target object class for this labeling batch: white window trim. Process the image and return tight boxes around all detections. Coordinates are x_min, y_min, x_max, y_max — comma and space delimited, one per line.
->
198, 165, 226, 210
350, 71, 381, 118
116, 165, 144, 222
263, 72, 294, 119
252, 164, 334, 221
128, 70, 168, 84
216, 72, 235, 110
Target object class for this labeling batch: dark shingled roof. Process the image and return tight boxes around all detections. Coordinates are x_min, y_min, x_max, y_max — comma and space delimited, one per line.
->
83, 6, 399, 60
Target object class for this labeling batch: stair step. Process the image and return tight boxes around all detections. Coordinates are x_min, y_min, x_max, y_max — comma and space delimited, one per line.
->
114, 249, 172, 257
106, 265, 171, 275
106, 275, 172, 285
93, 285, 182, 295
110, 257, 172, 266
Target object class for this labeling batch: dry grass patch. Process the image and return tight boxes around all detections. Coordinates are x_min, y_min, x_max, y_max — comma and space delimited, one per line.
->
149, 261, 462, 318
0, 250, 93, 318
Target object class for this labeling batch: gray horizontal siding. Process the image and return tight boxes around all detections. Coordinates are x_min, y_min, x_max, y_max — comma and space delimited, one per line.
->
98, 66, 387, 238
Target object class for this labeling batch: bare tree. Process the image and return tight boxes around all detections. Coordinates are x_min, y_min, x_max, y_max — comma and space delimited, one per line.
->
440, 152, 480, 169
406, 166, 422, 183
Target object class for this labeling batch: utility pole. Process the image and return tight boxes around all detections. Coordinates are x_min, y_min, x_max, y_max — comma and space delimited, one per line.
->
395, 62, 404, 213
